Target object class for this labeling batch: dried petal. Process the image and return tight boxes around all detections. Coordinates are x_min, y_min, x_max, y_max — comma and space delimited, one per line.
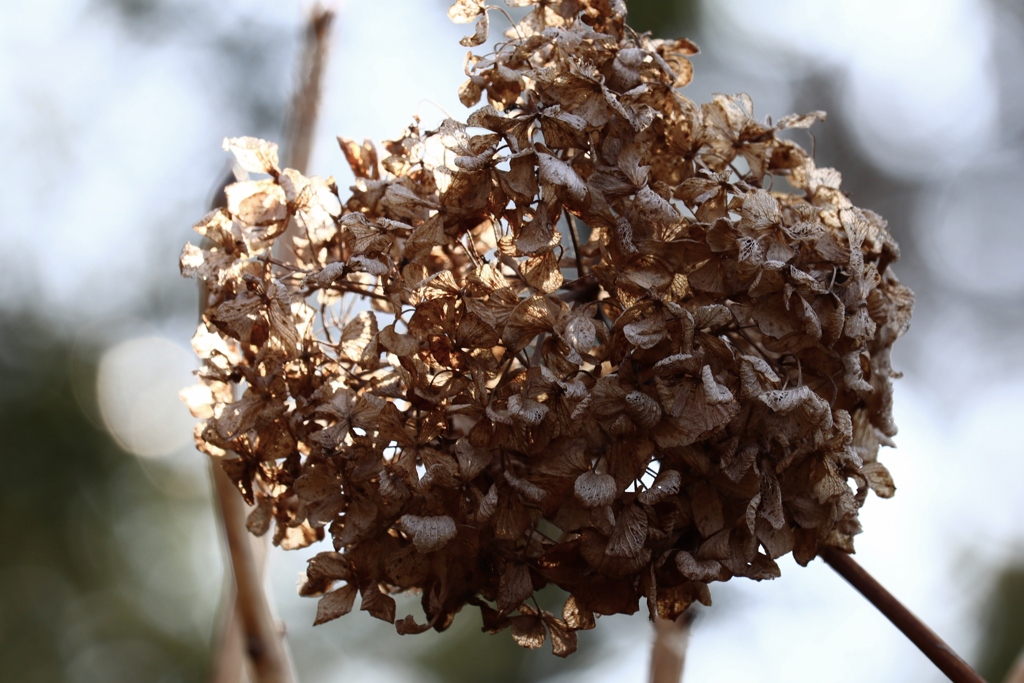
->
399, 514, 458, 553
314, 584, 358, 625
638, 469, 681, 505
510, 613, 546, 650
223, 136, 280, 175
360, 585, 397, 623
606, 504, 648, 559
574, 471, 617, 508
543, 613, 578, 657
498, 564, 534, 614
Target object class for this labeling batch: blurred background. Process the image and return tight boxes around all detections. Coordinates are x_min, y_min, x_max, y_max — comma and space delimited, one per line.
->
2, 0, 1023, 681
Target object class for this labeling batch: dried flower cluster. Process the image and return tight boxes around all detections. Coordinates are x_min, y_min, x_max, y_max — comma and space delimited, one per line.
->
181, 0, 913, 656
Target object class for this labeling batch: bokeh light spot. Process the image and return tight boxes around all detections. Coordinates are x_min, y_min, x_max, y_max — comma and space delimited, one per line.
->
96, 335, 195, 458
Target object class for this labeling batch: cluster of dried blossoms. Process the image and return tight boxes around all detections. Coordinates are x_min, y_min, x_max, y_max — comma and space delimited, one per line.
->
181, 0, 913, 656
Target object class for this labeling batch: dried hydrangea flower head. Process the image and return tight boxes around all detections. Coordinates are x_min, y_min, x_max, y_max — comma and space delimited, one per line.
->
181, 0, 914, 657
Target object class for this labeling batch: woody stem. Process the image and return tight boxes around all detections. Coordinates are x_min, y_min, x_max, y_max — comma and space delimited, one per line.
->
207, 11, 335, 681
821, 546, 986, 683
649, 612, 694, 683
564, 210, 587, 278
211, 463, 294, 683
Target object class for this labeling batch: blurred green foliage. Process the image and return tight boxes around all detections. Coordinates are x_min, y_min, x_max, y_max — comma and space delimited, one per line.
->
0, 311, 213, 683
976, 563, 1024, 683
624, 0, 699, 37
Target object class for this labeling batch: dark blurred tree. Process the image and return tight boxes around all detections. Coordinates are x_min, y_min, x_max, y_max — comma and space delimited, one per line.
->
624, 0, 699, 36
976, 563, 1024, 683
0, 311, 212, 683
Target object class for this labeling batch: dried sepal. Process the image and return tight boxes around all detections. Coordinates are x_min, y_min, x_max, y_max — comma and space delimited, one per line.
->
542, 612, 578, 657
574, 471, 617, 508
223, 136, 280, 175
360, 584, 397, 623
509, 612, 546, 650
314, 584, 357, 625
399, 514, 458, 553
498, 564, 534, 614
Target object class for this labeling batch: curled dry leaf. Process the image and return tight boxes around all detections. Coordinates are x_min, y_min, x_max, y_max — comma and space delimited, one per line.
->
182, 0, 912, 657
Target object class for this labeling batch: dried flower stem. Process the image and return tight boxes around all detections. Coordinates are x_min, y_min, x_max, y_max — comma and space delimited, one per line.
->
207, 11, 336, 679
564, 210, 586, 277
211, 461, 295, 683
649, 613, 694, 683
821, 547, 986, 683
208, 582, 246, 683
284, 5, 334, 175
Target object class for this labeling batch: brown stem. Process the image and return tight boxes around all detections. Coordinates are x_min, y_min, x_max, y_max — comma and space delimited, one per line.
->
204, 12, 335, 679
208, 583, 246, 683
649, 612, 694, 683
556, 273, 599, 303
821, 546, 987, 683
284, 6, 334, 175
279, 5, 335, 268
211, 461, 295, 683
564, 210, 587, 278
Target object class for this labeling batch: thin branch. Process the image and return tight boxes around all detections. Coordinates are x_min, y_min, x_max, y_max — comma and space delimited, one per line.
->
564, 210, 587, 277
556, 273, 599, 304
208, 582, 247, 683
211, 461, 295, 683
284, 6, 334, 175
821, 546, 987, 683
649, 612, 694, 683
278, 5, 335, 269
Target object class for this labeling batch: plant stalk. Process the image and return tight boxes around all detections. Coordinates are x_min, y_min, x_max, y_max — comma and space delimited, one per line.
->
564, 210, 587, 278
821, 546, 987, 683
208, 585, 246, 683
649, 612, 694, 683
204, 9, 336, 681
284, 6, 334, 176
211, 462, 292, 683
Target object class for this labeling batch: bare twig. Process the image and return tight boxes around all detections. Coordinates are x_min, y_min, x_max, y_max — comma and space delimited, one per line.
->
284, 6, 334, 175
208, 583, 247, 683
199, 254, 279, 683
564, 210, 587, 277
821, 546, 987, 683
205, 11, 336, 680
649, 612, 694, 683
278, 5, 335, 269
211, 461, 294, 683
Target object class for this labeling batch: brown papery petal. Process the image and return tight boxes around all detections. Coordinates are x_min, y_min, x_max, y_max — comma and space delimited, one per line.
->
574, 471, 617, 508
399, 515, 457, 553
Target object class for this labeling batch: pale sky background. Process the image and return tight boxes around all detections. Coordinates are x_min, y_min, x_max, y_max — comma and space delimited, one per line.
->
2, 0, 1022, 682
